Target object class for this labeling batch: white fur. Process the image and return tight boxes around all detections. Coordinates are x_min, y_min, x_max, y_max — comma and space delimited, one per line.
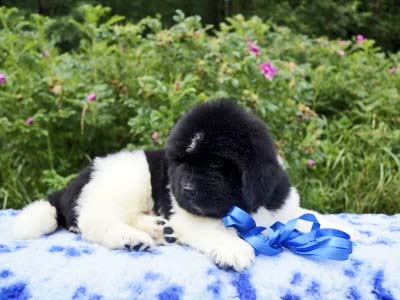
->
253, 187, 359, 238
13, 200, 57, 239
277, 155, 285, 168
169, 186, 359, 271
76, 150, 156, 249
168, 193, 255, 271
252, 187, 301, 227
186, 132, 203, 153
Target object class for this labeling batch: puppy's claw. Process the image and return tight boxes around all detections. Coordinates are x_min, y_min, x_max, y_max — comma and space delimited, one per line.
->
132, 243, 143, 251
163, 226, 174, 235
216, 263, 235, 272
165, 236, 177, 244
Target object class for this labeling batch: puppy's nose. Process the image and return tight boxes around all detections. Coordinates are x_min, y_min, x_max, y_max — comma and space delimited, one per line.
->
182, 181, 197, 197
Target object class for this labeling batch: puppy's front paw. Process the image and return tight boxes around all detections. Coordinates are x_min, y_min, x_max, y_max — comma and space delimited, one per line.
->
210, 238, 255, 272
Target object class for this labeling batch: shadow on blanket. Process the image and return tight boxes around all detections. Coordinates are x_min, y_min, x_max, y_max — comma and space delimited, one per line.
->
0, 210, 399, 300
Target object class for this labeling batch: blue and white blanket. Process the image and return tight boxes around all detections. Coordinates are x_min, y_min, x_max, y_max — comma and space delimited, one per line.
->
0, 210, 399, 300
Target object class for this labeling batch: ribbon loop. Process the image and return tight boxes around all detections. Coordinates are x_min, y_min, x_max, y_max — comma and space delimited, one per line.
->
223, 206, 257, 233
223, 206, 353, 261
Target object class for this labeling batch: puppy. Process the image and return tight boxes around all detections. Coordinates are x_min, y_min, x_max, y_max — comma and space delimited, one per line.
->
14, 99, 355, 270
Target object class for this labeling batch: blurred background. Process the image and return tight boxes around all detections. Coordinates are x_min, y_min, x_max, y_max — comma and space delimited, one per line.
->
3, 0, 400, 52
0, 1, 399, 214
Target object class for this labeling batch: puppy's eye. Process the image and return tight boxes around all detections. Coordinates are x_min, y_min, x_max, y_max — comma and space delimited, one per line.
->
210, 161, 224, 168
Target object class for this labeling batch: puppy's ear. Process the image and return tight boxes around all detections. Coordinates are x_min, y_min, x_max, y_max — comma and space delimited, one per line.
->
241, 158, 282, 210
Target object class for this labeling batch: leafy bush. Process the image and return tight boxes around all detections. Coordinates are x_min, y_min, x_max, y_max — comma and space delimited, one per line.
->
234, 0, 400, 52
4, 0, 400, 52
0, 6, 399, 213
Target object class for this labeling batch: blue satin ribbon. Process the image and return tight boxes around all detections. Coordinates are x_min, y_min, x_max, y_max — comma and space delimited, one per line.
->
223, 206, 353, 260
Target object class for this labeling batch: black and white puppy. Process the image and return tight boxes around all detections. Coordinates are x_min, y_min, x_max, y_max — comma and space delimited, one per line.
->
14, 99, 356, 271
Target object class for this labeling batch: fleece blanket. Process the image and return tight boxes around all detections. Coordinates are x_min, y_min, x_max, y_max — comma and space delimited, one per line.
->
0, 210, 399, 300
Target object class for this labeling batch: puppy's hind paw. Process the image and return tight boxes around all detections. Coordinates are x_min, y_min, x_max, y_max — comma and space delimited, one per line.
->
82, 223, 155, 251
124, 242, 151, 251
118, 229, 155, 251
135, 215, 178, 246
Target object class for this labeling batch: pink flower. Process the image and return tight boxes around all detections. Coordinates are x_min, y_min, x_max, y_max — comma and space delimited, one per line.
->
337, 50, 345, 56
307, 159, 315, 168
288, 62, 296, 72
356, 34, 364, 45
0, 74, 6, 84
42, 50, 50, 57
152, 132, 160, 142
259, 61, 278, 79
175, 81, 180, 90
87, 93, 96, 102
338, 39, 347, 46
248, 43, 260, 56
389, 67, 397, 74
26, 117, 34, 126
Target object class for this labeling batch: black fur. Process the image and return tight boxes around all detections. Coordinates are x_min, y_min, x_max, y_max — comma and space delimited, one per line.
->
165, 99, 290, 217
48, 165, 93, 230
144, 150, 172, 218
47, 99, 291, 228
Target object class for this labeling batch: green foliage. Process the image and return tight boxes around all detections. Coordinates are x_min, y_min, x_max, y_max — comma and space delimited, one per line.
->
0, 6, 399, 213
4, 0, 400, 52
234, 0, 400, 52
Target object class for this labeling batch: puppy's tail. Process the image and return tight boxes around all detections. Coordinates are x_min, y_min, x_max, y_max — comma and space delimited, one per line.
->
13, 200, 58, 239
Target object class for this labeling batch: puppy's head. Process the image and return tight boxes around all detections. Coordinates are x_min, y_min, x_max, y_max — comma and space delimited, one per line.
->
166, 99, 288, 217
